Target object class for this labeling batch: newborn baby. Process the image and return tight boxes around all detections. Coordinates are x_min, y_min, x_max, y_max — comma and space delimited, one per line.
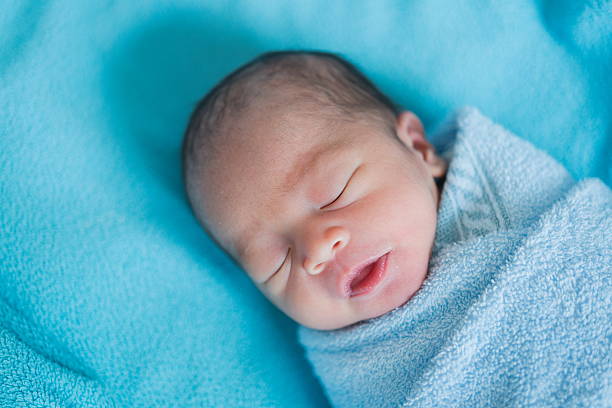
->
182, 51, 611, 407
182, 50, 448, 330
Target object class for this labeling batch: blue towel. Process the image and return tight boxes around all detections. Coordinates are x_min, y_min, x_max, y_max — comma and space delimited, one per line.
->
299, 107, 612, 407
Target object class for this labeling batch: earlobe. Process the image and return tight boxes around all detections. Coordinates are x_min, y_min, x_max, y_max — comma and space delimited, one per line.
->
425, 148, 448, 178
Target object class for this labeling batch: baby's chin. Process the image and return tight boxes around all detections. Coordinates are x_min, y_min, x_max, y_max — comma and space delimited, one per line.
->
356, 276, 425, 325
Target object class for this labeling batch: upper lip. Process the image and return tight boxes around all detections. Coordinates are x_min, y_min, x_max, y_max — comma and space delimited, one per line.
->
336, 250, 390, 298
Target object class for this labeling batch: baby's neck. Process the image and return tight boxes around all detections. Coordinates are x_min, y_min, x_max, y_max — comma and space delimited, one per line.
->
434, 174, 447, 210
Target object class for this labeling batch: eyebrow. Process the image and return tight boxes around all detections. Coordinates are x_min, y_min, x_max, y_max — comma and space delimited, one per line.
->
276, 140, 348, 196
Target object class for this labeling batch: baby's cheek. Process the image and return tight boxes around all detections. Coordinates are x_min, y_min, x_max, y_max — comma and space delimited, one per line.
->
280, 277, 330, 328
282, 273, 311, 313
363, 191, 411, 234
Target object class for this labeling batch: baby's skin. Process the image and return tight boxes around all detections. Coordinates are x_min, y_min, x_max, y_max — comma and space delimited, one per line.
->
190, 96, 448, 330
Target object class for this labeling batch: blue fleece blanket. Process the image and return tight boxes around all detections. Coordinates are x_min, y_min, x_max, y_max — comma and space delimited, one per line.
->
1, 1, 610, 407
299, 107, 612, 407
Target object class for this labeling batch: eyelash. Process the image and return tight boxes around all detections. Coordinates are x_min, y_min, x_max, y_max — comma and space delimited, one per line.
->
266, 247, 290, 283
322, 165, 361, 209
321, 180, 350, 209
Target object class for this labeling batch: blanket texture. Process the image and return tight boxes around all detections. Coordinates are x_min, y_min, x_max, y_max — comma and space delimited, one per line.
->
1, 1, 610, 406
299, 107, 612, 408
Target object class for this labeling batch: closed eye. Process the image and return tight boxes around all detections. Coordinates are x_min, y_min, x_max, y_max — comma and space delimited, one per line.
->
264, 247, 290, 284
320, 166, 359, 210
321, 182, 348, 209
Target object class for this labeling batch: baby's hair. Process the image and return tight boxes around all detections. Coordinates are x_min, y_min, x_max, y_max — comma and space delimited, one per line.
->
182, 50, 399, 218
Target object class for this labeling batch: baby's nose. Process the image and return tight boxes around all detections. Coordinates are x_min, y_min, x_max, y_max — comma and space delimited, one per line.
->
303, 226, 349, 276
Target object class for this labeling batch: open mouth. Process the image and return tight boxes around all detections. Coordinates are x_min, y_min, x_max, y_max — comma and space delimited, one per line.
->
347, 252, 390, 297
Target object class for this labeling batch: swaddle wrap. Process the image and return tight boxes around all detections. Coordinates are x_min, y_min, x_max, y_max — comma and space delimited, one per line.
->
298, 107, 612, 408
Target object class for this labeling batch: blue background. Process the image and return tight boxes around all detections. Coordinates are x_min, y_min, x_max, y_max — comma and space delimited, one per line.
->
1, 1, 610, 406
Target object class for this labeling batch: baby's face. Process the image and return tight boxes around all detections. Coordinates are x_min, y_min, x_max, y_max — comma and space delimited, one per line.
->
193, 106, 446, 330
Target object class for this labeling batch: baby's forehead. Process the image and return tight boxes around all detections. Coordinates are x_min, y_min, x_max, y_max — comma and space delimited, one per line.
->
212, 110, 394, 192
218, 108, 336, 157
220, 125, 351, 180
204, 125, 351, 203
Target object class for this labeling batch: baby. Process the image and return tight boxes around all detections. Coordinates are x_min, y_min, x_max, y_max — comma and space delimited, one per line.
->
182, 50, 448, 330
182, 51, 611, 407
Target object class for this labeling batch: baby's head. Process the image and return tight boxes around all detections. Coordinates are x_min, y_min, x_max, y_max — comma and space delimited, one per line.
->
182, 51, 447, 330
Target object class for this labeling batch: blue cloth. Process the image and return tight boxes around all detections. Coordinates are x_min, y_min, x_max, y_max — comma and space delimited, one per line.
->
1, 1, 610, 406
299, 107, 612, 407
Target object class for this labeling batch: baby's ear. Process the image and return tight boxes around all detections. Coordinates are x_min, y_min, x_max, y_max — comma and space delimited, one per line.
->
395, 111, 425, 138
396, 111, 447, 178
395, 111, 426, 148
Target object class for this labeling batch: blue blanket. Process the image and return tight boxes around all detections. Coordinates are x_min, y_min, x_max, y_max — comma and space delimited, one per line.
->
1, 1, 610, 406
299, 107, 612, 407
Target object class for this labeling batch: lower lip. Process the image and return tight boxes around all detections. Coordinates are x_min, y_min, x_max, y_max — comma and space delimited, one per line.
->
349, 252, 390, 297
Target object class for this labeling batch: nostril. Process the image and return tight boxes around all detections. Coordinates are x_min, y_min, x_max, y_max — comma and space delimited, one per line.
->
333, 240, 344, 251
309, 263, 324, 275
